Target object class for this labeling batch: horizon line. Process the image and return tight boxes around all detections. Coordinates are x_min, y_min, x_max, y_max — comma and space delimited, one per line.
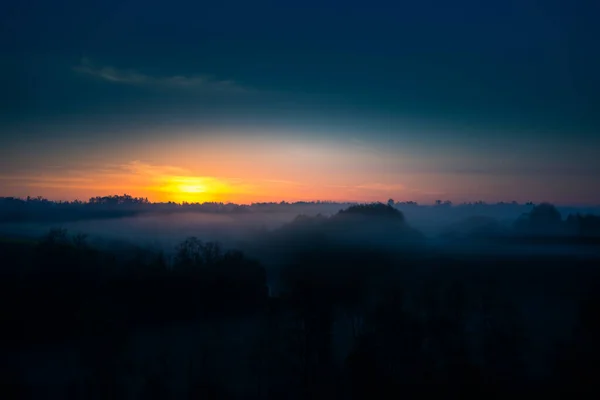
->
2, 194, 599, 208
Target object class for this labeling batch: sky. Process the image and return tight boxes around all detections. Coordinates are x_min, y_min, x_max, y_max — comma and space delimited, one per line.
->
1, 0, 599, 205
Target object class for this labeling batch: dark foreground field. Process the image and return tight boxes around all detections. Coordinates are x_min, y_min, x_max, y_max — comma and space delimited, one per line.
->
2, 203, 600, 399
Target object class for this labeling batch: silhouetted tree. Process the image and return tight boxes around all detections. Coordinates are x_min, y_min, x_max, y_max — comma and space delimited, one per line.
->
514, 202, 564, 235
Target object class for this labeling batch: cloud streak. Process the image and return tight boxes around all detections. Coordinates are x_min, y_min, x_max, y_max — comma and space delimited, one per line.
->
73, 58, 248, 93
0, 161, 254, 201
354, 183, 406, 192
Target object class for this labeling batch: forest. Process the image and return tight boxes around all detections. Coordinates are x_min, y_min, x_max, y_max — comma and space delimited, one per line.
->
1, 201, 600, 398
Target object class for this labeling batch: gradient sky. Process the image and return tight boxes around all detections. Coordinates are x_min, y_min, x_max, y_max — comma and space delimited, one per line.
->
1, 0, 599, 204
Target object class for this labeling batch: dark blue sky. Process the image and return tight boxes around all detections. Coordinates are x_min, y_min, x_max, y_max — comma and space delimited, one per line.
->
1, 0, 599, 203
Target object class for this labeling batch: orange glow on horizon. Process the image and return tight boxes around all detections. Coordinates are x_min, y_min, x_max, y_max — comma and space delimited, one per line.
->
0, 137, 437, 204
149, 175, 243, 203
0, 160, 414, 204
3, 134, 592, 205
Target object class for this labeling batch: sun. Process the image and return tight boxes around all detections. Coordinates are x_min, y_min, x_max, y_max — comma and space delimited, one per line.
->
167, 177, 209, 202
177, 183, 207, 194
151, 175, 233, 203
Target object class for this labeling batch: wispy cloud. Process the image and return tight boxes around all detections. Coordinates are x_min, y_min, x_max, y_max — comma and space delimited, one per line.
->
0, 175, 95, 188
262, 179, 307, 186
73, 58, 248, 93
0, 161, 251, 196
354, 183, 406, 192
118, 160, 189, 176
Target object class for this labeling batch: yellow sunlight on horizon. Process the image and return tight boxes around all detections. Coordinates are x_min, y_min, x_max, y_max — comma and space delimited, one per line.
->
150, 175, 238, 203
0, 158, 419, 204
